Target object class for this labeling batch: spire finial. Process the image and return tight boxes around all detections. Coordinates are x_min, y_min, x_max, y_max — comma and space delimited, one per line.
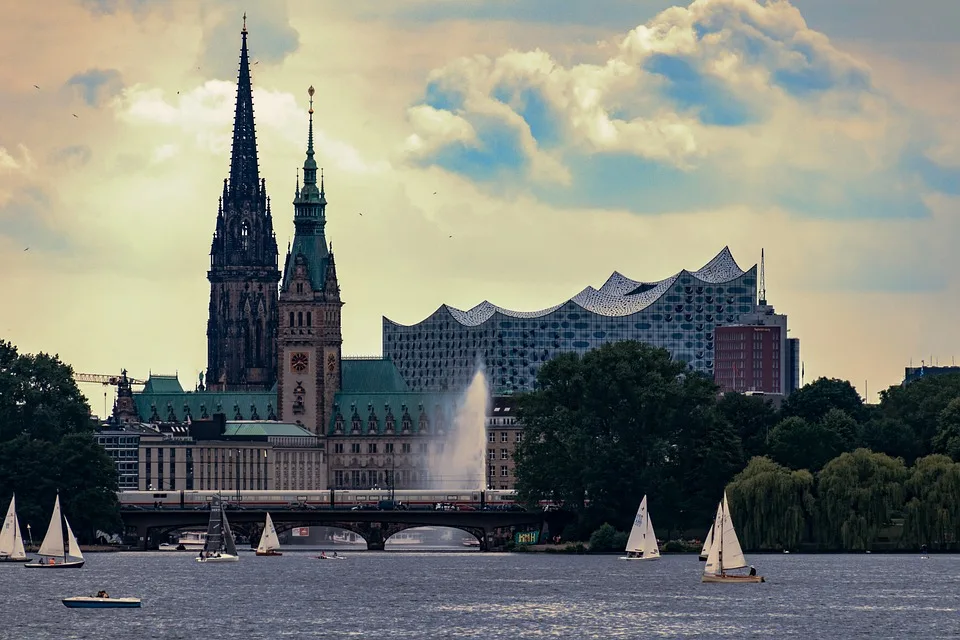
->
242, 12, 247, 34
320, 167, 325, 197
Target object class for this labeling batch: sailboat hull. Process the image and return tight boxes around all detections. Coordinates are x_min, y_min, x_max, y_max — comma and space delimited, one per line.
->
255, 550, 282, 556
619, 555, 660, 561
701, 573, 764, 584
196, 554, 239, 563
24, 560, 85, 569
0, 556, 30, 563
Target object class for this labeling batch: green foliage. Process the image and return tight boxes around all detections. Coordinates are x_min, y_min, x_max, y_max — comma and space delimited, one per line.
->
815, 449, 907, 550
726, 457, 814, 550
587, 523, 627, 552
511, 339, 960, 552
0, 341, 120, 542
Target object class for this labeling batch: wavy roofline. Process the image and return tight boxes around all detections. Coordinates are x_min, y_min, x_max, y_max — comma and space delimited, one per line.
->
384, 247, 755, 328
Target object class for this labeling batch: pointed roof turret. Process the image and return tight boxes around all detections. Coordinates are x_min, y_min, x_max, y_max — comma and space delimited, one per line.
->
227, 13, 260, 205
281, 86, 331, 293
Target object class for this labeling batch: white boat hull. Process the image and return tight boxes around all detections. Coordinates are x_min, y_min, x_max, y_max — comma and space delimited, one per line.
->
620, 555, 660, 561
701, 573, 765, 584
196, 554, 239, 563
24, 560, 85, 569
63, 596, 141, 608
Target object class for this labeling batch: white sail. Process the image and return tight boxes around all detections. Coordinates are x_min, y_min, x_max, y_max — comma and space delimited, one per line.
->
0, 495, 26, 560
64, 517, 84, 560
700, 524, 714, 558
642, 512, 660, 558
38, 495, 65, 558
624, 496, 648, 553
703, 493, 747, 575
257, 513, 280, 553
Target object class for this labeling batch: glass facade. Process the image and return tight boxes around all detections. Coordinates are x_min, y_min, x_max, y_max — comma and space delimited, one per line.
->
384, 248, 761, 394
94, 431, 141, 491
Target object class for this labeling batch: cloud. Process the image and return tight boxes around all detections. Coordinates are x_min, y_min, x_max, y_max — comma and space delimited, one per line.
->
66, 68, 125, 107
0, 187, 73, 253
401, 0, 960, 219
197, 2, 300, 78
0, 144, 34, 174
48, 145, 92, 169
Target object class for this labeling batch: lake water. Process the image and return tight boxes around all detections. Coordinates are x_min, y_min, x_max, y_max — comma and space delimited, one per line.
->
3, 551, 959, 639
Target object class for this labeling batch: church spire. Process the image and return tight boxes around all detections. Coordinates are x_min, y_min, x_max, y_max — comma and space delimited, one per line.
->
299, 86, 320, 201
228, 14, 260, 205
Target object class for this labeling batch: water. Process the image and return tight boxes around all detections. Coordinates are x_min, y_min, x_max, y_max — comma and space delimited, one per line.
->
428, 368, 489, 491
5, 552, 960, 639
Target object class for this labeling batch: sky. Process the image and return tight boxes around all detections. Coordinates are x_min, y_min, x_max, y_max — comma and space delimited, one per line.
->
1, 0, 958, 415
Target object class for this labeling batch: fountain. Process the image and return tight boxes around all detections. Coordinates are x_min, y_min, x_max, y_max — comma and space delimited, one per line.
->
428, 367, 489, 491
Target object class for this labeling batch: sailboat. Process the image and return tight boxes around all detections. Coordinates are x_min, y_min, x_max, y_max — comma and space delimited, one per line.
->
620, 495, 660, 561
196, 495, 239, 563
24, 494, 85, 568
255, 513, 282, 556
701, 492, 763, 583
0, 494, 28, 562
699, 523, 714, 561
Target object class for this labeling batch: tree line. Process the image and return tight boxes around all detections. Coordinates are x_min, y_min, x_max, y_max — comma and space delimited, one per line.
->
513, 340, 960, 550
0, 340, 121, 543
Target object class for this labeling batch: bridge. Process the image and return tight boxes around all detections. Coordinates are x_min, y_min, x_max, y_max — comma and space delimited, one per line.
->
121, 507, 546, 551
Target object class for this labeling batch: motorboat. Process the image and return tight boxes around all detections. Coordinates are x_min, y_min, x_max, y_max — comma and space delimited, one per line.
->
63, 594, 141, 608
159, 531, 207, 552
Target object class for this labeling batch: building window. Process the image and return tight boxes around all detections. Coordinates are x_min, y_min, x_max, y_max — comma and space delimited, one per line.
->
515, 432, 523, 443
367, 443, 377, 454
418, 443, 428, 454
500, 432, 508, 442
402, 443, 411, 453
289, 311, 294, 327
500, 449, 509, 460
298, 312, 303, 327
334, 443, 344, 454
385, 443, 395, 453
307, 311, 312, 326
488, 432, 495, 443
488, 449, 495, 460
350, 443, 361, 454
240, 221, 249, 251
500, 465, 509, 477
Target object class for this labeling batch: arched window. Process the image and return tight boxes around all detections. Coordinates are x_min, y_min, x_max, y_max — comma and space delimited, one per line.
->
297, 312, 303, 327
307, 312, 312, 326
289, 312, 294, 327
240, 221, 250, 251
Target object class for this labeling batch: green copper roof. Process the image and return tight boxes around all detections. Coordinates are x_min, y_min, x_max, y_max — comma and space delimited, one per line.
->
133, 390, 277, 423
341, 358, 409, 393
223, 422, 314, 438
141, 375, 185, 394
328, 390, 461, 435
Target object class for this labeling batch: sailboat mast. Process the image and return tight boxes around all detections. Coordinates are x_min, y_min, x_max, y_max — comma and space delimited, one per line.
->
718, 502, 724, 574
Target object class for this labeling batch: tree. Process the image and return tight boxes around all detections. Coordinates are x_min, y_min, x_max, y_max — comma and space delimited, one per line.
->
0, 340, 92, 442
726, 457, 814, 551
0, 341, 120, 541
781, 377, 865, 425
860, 416, 921, 464
902, 455, 960, 549
932, 398, 960, 461
714, 392, 779, 459
816, 449, 907, 550
878, 373, 960, 457
767, 415, 847, 472
514, 340, 720, 536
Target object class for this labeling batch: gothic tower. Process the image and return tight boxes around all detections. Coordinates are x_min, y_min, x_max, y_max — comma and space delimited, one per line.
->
277, 86, 343, 435
206, 17, 281, 392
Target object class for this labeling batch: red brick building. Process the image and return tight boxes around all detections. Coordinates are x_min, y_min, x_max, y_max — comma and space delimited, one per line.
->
714, 325, 782, 394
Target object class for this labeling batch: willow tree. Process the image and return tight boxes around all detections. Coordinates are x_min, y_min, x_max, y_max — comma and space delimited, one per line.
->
816, 449, 907, 550
726, 456, 814, 551
903, 455, 960, 549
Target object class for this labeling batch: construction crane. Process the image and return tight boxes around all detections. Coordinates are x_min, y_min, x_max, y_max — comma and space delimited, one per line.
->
74, 370, 146, 387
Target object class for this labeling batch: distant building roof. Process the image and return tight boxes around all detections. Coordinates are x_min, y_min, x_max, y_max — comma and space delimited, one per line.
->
222, 421, 315, 438
133, 388, 277, 423
903, 366, 960, 386
329, 390, 461, 435
141, 375, 185, 394
341, 358, 409, 393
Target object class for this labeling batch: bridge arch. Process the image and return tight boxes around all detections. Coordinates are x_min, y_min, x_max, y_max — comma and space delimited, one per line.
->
382, 524, 485, 548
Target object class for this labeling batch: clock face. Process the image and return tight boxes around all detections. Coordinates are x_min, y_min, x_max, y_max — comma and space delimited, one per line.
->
290, 352, 309, 373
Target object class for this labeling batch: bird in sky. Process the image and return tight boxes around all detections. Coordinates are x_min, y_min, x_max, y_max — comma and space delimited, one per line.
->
433, 191, 437, 195
358, 212, 363, 216
449, 235, 453, 238
33, 85, 39, 90
72, 114, 78, 118
23, 247, 29, 251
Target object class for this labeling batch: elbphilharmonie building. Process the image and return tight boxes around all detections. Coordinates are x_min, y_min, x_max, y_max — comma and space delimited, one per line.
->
383, 247, 795, 394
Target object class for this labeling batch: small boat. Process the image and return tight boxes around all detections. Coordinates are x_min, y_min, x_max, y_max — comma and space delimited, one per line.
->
698, 523, 713, 562
313, 553, 345, 560
63, 594, 141, 608
196, 495, 239, 563
0, 494, 29, 563
620, 495, 660, 561
701, 492, 764, 584
159, 531, 207, 552
255, 513, 282, 556
461, 538, 480, 548
24, 494, 85, 569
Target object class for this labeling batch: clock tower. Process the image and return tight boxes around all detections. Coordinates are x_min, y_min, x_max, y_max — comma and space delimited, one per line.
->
276, 87, 343, 436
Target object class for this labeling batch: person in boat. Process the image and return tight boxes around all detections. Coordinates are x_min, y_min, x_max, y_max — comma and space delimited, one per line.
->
749, 566, 757, 576
320, 551, 327, 559
96, 591, 109, 598
332, 551, 338, 558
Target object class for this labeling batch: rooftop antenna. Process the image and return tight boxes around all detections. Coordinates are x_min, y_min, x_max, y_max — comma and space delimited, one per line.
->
758, 248, 767, 306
